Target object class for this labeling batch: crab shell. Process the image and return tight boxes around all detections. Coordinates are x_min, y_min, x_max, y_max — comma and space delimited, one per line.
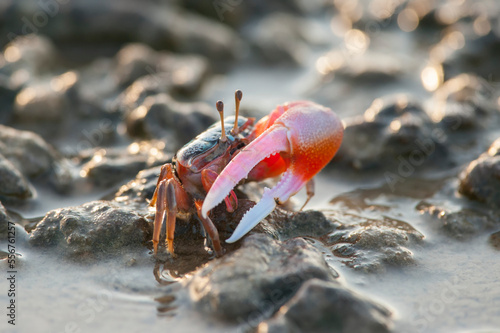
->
175, 116, 254, 199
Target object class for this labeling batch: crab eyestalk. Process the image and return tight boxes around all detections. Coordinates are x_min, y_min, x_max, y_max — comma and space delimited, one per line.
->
232, 89, 243, 134
216, 100, 227, 142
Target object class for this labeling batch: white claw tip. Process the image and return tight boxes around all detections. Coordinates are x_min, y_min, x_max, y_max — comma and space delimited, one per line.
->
225, 190, 277, 243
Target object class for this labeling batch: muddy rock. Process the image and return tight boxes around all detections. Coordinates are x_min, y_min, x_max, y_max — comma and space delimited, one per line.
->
417, 202, 498, 240
80, 141, 171, 187
431, 74, 499, 130
324, 215, 424, 273
186, 234, 337, 322
247, 14, 309, 65
337, 94, 448, 170
29, 200, 151, 256
182, 0, 331, 27
0, 202, 8, 236
259, 278, 392, 333
490, 231, 500, 251
114, 43, 209, 95
0, 1, 239, 62
0, 154, 32, 199
0, 74, 19, 122
270, 209, 338, 240
112, 166, 162, 209
318, 50, 403, 84
459, 139, 500, 205
113, 75, 169, 115
125, 93, 216, 147
0, 124, 72, 193
0, 34, 58, 80
435, 24, 500, 80
13, 72, 77, 123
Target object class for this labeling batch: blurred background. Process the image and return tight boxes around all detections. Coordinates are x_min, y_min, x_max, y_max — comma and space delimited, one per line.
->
1, 0, 499, 211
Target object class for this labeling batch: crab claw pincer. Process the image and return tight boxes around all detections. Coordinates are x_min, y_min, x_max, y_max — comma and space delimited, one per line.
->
201, 102, 343, 243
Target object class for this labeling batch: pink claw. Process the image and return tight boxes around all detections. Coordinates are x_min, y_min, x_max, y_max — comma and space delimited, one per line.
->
201, 101, 343, 243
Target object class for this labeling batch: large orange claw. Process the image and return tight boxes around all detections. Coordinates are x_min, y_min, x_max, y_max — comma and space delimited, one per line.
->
201, 101, 343, 243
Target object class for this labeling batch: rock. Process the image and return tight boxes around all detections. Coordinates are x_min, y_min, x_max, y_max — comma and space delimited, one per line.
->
0, 74, 19, 123
337, 94, 449, 170
0, 1, 240, 63
114, 43, 209, 95
125, 94, 217, 147
0, 34, 58, 79
431, 74, 498, 130
186, 234, 338, 322
112, 166, 162, 209
113, 75, 170, 115
0, 125, 72, 192
0, 154, 32, 199
29, 201, 151, 256
435, 25, 500, 80
13, 72, 76, 123
489, 231, 500, 251
258, 279, 392, 333
80, 141, 171, 187
459, 139, 500, 205
247, 14, 309, 65
417, 202, 497, 240
317, 50, 402, 84
181, 0, 331, 27
269, 209, 338, 240
0, 202, 8, 236
323, 215, 424, 273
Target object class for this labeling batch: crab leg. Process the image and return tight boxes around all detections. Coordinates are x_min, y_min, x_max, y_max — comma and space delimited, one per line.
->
195, 200, 223, 257
153, 178, 177, 254
201, 102, 343, 243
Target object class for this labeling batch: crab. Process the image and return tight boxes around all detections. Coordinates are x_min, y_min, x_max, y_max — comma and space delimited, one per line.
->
150, 90, 343, 256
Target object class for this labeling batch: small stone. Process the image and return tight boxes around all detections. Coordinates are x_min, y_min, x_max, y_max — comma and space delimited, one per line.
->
417, 202, 498, 240
0, 154, 32, 199
459, 140, 500, 206
0, 125, 72, 192
431, 74, 498, 130
0, 202, 9, 236
489, 231, 500, 251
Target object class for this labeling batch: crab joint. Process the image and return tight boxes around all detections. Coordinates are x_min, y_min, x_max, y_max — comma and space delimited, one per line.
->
216, 100, 227, 142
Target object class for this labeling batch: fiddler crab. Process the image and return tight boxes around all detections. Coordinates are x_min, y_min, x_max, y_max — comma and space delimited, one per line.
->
149, 90, 343, 257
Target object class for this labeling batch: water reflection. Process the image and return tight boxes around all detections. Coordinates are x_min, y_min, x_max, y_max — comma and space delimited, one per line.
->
344, 29, 370, 54
473, 15, 491, 36
397, 8, 419, 32
421, 64, 444, 92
